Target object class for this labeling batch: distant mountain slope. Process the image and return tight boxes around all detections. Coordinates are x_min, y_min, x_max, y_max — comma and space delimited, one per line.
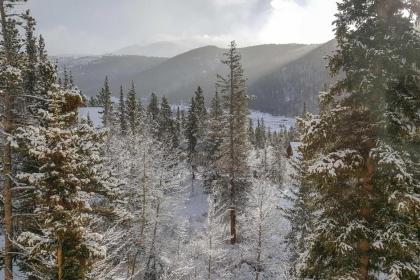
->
61, 41, 337, 116
113, 41, 191, 57
58, 55, 167, 96
249, 40, 337, 116
124, 43, 320, 103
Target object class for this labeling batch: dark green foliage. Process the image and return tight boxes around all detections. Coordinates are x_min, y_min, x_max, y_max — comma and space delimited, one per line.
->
297, 1, 420, 279
158, 96, 177, 146
126, 81, 139, 134
147, 92, 159, 121
23, 11, 37, 96
203, 91, 224, 191
97, 76, 113, 127
118, 85, 127, 134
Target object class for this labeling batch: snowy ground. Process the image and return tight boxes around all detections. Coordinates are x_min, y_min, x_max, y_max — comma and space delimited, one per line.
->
177, 176, 209, 235
249, 110, 295, 132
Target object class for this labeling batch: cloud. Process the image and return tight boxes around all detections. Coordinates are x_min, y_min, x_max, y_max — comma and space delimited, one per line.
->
258, 0, 337, 44
24, 0, 336, 55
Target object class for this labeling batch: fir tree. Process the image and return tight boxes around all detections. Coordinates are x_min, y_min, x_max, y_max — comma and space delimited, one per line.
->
298, 1, 420, 279
214, 41, 250, 244
204, 91, 224, 191
62, 65, 69, 89
185, 97, 199, 180
118, 85, 127, 135
158, 96, 177, 146
15, 87, 116, 280
126, 81, 138, 134
248, 118, 255, 146
147, 92, 159, 121
98, 76, 113, 127
0, 1, 29, 278
23, 11, 37, 97
194, 85, 207, 126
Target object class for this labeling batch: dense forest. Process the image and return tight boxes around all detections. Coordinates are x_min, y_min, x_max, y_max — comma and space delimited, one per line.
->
1, 1, 419, 280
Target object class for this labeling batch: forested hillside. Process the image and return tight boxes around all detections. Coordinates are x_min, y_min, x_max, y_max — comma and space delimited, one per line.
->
249, 40, 337, 115
60, 43, 330, 116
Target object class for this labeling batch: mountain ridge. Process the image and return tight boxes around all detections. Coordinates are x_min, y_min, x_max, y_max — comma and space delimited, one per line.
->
60, 41, 336, 116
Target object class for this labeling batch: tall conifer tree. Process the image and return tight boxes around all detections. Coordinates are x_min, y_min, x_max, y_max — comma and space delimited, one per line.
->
126, 81, 138, 134
298, 1, 420, 279
215, 41, 250, 244
118, 85, 127, 135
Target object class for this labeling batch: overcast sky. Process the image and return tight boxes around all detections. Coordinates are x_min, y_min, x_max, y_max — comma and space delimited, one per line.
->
25, 0, 337, 55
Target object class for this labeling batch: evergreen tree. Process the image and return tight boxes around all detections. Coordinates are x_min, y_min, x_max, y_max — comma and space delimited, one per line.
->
97, 76, 113, 127
118, 85, 127, 135
68, 70, 74, 89
38, 35, 47, 62
62, 65, 69, 89
0, 1, 30, 278
175, 106, 182, 143
298, 1, 420, 279
23, 11, 37, 97
158, 96, 177, 146
15, 87, 116, 280
194, 86, 207, 125
204, 91, 224, 191
248, 118, 255, 146
126, 81, 139, 134
147, 92, 159, 121
185, 97, 199, 180
214, 41, 250, 244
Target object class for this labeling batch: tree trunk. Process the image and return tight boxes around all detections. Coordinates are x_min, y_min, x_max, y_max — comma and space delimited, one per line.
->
0, 1, 14, 279
56, 238, 63, 280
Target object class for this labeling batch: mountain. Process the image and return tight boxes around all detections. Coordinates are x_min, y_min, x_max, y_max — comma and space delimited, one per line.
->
112, 40, 212, 57
122, 43, 321, 103
113, 41, 191, 57
249, 40, 337, 116
57, 55, 167, 96
61, 41, 337, 116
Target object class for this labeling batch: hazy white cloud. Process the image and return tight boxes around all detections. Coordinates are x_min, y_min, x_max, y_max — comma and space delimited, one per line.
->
24, 0, 336, 55
259, 0, 337, 44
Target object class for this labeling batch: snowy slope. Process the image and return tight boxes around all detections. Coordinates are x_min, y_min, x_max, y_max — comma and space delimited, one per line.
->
249, 110, 295, 132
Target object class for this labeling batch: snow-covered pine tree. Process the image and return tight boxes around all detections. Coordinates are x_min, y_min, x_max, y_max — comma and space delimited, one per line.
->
185, 96, 199, 181
158, 96, 177, 147
298, 1, 420, 279
194, 85, 207, 129
15, 86, 117, 279
214, 40, 250, 245
22, 11, 37, 98
62, 66, 69, 89
175, 106, 183, 144
147, 92, 159, 121
118, 85, 127, 135
98, 76, 113, 127
248, 119, 255, 146
126, 80, 139, 134
204, 91, 224, 192
0, 1, 30, 278
241, 176, 285, 280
